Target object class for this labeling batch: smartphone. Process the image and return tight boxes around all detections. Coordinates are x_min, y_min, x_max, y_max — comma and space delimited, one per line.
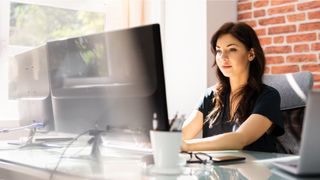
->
211, 155, 246, 163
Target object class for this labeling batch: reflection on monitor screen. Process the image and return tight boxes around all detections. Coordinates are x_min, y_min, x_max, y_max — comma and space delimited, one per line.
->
47, 24, 169, 137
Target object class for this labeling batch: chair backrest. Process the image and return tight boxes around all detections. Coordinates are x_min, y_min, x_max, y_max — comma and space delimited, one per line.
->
263, 71, 313, 154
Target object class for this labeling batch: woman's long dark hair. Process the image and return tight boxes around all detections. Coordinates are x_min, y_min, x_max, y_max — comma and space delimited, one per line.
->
205, 22, 266, 128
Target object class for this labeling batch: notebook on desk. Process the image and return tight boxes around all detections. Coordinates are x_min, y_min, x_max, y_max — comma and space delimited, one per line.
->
272, 90, 320, 176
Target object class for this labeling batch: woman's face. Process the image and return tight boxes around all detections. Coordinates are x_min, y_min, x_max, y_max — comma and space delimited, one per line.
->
215, 34, 253, 79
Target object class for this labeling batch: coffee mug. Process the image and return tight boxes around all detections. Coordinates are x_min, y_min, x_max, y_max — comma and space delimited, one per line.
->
150, 130, 182, 169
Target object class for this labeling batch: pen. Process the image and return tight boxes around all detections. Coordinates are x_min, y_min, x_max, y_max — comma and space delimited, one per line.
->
152, 113, 158, 130
169, 114, 185, 132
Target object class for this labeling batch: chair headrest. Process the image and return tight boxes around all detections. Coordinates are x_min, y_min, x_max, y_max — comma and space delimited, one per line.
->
263, 72, 313, 110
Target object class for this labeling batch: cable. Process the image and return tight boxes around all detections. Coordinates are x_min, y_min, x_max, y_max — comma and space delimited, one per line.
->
49, 130, 90, 180
0, 122, 45, 133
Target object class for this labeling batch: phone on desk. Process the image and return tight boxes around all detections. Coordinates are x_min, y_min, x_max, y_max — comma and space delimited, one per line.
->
142, 154, 246, 165
211, 155, 246, 163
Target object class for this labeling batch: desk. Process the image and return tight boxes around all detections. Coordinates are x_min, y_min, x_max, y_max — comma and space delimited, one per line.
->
0, 142, 315, 180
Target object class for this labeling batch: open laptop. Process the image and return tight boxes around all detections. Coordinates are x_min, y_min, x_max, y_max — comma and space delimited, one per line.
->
272, 90, 320, 176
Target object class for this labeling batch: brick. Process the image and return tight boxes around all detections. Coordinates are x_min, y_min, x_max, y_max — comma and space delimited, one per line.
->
259, 16, 285, 26
238, 12, 252, 20
313, 84, 320, 90
308, 11, 320, 20
266, 56, 285, 64
268, 25, 296, 35
268, 5, 295, 15
254, 10, 266, 18
287, 13, 306, 22
274, 36, 284, 44
271, 0, 297, 6
242, 20, 257, 27
271, 65, 299, 74
255, 28, 266, 36
254, 0, 269, 7
313, 74, 320, 82
264, 46, 292, 54
287, 54, 317, 63
265, 66, 271, 73
287, 33, 317, 43
302, 64, 320, 72
259, 37, 272, 45
299, 22, 320, 32
294, 44, 309, 52
238, 2, 252, 11
311, 43, 320, 51
298, 1, 320, 11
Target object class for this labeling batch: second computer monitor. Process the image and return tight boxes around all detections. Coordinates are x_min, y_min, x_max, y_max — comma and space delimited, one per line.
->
46, 24, 169, 136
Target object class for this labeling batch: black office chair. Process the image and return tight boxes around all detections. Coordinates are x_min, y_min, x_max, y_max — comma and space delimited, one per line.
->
263, 71, 313, 154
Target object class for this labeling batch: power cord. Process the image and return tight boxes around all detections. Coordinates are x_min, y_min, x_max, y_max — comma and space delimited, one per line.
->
49, 130, 90, 180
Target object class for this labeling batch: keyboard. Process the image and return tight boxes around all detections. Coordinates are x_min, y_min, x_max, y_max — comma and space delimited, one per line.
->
100, 133, 152, 154
34, 137, 74, 142
102, 140, 152, 154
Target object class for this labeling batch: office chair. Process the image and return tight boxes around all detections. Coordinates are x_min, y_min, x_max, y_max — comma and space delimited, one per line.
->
263, 71, 313, 154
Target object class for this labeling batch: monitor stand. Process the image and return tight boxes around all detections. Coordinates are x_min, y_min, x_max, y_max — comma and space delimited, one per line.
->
87, 129, 104, 161
60, 129, 105, 176
7, 125, 63, 149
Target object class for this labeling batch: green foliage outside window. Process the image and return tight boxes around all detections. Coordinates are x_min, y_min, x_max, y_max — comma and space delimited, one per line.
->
10, 3, 105, 46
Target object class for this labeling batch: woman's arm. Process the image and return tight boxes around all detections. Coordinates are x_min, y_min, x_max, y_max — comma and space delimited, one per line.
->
182, 114, 272, 151
182, 110, 203, 140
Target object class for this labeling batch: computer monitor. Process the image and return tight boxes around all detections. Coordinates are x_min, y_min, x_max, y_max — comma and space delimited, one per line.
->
8, 45, 54, 130
46, 24, 169, 137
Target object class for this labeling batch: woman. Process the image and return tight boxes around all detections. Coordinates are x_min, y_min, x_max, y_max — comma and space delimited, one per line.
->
182, 22, 284, 152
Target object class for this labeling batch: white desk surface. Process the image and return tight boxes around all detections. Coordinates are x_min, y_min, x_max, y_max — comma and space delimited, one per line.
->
0, 138, 316, 180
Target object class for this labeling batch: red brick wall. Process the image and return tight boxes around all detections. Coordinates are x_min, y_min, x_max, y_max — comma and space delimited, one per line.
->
238, 0, 320, 89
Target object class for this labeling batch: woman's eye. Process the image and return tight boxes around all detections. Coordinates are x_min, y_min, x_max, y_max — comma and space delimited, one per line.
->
229, 48, 237, 52
216, 49, 222, 54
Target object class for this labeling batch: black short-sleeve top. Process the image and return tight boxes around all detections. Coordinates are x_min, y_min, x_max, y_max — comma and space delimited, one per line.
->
197, 84, 284, 152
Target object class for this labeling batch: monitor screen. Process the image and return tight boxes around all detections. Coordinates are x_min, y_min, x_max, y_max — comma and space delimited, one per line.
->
47, 24, 169, 136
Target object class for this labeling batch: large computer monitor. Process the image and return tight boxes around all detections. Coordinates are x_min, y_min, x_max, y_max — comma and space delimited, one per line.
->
46, 24, 169, 137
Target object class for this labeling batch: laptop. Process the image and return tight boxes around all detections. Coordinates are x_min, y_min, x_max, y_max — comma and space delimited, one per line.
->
272, 90, 320, 176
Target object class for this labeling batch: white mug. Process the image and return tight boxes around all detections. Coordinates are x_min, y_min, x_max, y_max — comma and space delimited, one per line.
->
150, 130, 182, 169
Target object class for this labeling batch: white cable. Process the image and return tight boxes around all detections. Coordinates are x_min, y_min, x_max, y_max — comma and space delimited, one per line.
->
0, 122, 44, 133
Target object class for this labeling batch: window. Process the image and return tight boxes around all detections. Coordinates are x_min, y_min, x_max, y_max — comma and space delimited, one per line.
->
0, 0, 161, 122
0, 0, 108, 121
